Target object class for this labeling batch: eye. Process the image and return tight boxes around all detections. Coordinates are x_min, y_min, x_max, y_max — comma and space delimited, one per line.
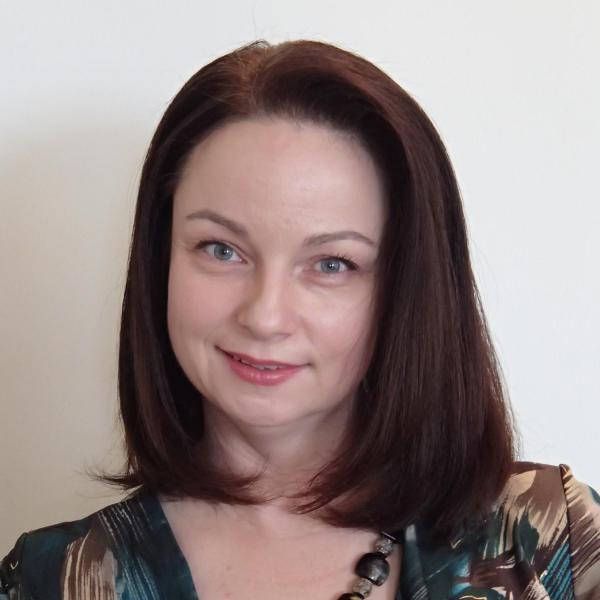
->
315, 255, 358, 275
195, 240, 242, 262
194, 239, 358, 275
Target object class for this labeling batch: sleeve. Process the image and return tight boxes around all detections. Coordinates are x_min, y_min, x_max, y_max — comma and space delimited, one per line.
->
560, 463, 600, 600
0, 532, 27, 599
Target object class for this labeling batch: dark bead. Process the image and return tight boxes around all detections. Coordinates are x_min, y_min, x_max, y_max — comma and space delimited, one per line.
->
337, 595, 364, 600
355, 551, 390, 586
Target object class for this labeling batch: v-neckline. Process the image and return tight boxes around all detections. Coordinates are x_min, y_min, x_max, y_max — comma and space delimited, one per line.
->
135, 488, 407, 600
136, 489, 200, 599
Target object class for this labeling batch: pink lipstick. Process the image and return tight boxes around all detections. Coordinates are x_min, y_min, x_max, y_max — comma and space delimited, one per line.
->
219, 348, 305, 386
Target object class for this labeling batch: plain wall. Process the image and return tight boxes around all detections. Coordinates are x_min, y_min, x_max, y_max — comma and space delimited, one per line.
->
1, 1, 598, 550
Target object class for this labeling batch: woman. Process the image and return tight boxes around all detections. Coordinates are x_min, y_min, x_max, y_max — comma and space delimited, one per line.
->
1, 39, 599, 599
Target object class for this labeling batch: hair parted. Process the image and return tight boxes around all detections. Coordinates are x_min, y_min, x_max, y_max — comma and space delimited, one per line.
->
92, 39, 519, 543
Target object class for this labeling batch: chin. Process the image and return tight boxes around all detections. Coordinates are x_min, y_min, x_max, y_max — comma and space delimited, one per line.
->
232, 402, 309, 429
207, 391, 312, 429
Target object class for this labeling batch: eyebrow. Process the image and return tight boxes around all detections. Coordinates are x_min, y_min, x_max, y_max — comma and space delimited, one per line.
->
185, 209, 376, 247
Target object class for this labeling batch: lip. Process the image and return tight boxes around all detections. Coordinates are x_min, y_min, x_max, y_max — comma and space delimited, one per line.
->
218, 347, 304, 368
219, 348, 305, 386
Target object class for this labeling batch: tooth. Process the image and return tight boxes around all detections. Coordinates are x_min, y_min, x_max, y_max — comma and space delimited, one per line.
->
232, 355, 282, 370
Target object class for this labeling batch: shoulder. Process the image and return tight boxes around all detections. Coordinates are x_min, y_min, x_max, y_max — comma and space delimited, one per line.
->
0, 491, 154, 599
409, 462, 600, 599
555, 463, 600, 599
496, 460, 571, 510
489, 461, 600, 598
496, 461, 599, 538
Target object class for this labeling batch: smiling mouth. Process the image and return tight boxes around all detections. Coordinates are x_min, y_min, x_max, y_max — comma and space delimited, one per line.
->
229, 355, 286, 370
219, 347, 306, 386
218, 347, 304, 369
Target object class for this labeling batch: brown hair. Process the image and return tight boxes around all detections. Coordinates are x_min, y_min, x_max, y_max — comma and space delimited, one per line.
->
95, 39, 518, 542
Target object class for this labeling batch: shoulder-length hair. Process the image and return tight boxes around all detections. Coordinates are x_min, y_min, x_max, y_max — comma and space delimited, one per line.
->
96, 39, 518, 542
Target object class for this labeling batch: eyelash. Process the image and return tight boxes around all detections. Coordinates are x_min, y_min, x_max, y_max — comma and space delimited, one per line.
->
193, 239, 359, 275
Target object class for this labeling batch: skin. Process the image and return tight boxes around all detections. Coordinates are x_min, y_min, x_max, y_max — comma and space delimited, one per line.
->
161, 116, 399, 598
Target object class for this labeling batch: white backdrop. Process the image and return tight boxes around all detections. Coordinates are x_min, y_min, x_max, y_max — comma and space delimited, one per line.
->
1, 1, 598, 550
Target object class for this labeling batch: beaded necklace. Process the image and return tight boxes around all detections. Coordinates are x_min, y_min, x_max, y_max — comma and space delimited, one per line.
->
336, 531, 399, 599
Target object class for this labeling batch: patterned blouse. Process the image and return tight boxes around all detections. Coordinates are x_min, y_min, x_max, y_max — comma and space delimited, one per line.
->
1, 462, 599, 599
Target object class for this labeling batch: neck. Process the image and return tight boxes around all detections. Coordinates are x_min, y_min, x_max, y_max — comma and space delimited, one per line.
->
200, 396, 353, 501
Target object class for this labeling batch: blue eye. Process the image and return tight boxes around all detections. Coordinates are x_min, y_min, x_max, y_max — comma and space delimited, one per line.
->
194, 239, 358, 275
196, 240, 242, 262
317, 256, 357, 274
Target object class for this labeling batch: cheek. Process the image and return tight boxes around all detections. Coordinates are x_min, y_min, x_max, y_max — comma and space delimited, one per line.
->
167, 259, 232, 340
310, 289, 376, 372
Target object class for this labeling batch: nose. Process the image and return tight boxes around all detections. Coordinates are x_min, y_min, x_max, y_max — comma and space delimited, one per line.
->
235, 266, 296, 340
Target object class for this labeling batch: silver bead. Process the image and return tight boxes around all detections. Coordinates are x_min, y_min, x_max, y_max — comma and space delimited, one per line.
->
374, 536, 394, 556
351, 577, 373, 597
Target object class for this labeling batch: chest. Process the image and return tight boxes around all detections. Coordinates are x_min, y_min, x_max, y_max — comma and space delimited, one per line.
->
172, 523, 402, 600
186, 542, 401, 600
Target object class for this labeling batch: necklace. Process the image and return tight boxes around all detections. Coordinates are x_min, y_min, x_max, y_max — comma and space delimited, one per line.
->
337, 531, 399, 599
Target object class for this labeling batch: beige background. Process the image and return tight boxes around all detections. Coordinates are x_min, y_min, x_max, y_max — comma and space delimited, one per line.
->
1, 1, 599, 551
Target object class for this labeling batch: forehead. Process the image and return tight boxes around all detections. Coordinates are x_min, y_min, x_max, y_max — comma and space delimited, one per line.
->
172, 116, 387, 236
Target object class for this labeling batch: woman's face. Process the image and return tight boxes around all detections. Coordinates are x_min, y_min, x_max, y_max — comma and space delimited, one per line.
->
168, 116, 386, 431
